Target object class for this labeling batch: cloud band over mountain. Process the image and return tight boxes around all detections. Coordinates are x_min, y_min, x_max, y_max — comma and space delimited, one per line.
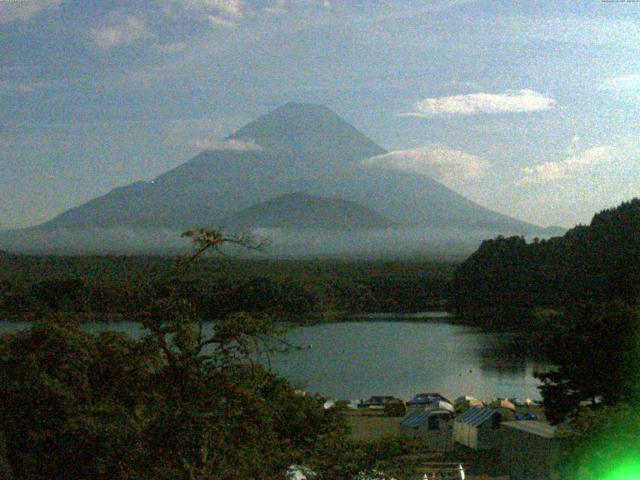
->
362, 145, 491, 185
189, 137, 262, 152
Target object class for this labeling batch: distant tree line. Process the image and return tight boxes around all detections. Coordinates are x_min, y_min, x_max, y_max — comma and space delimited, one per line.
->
0, 259, 452, 321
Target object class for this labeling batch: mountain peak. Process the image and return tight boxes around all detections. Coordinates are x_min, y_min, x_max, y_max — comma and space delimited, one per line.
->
227, 102, 385, 159
0, 102, 544, 255
278, 101, 331, 111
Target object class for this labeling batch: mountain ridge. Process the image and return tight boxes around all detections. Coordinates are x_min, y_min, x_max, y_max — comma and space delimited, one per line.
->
0, 102, 555, 255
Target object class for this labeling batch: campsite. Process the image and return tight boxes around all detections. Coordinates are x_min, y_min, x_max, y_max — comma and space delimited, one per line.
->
341, 393, 555, 479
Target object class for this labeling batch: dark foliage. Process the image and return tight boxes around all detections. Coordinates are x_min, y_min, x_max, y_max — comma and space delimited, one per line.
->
0, 231, 354, 479
0, 257, 453, 321
452, 198, 640, 329
534, 303, 640, 424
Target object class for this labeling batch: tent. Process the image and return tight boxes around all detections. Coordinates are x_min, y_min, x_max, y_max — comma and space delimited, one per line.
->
490, 398, 516, 412
454, 395, 485, 412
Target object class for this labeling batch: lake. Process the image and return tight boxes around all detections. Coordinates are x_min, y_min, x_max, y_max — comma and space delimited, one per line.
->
0, 313, 548, 402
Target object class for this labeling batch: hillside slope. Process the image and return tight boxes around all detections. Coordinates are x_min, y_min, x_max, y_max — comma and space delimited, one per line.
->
224, 193, 395, 231
452, 198, 640, 328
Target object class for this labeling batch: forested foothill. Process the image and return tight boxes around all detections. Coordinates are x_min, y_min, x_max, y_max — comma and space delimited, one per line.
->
452, 198, 640, 330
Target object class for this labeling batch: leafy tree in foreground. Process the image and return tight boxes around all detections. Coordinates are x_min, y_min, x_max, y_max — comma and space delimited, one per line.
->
0, 315, 154, 479
535, 303, 640, 424
0, 230, 348, 480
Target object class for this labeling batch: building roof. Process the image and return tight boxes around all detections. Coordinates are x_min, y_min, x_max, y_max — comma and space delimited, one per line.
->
408, 392, 453, 405
401, 409, 451, 428
401, 410, 430, 428
454, 407, 499, 427
502, 420, 558, 439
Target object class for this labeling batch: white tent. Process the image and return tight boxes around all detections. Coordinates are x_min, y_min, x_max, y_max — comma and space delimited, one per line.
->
490, 398, 516, 412
430, 400, 454, 413
454, 396, 484, 412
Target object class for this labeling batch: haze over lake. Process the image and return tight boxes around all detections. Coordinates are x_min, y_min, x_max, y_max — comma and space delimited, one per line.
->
0, 314, 548, 402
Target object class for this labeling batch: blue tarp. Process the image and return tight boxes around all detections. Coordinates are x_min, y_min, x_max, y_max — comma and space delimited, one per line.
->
515, 412, 538, 421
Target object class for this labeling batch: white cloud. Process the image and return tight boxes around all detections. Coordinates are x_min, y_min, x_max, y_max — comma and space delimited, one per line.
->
602, 73, 640, 91
362, 145, 491, 185
0, 81, 36, 95
263, 1, 287, 15
518, 146, 615, 185
567, 135, 581, 155
91, 16, 151, 49
0, 0, 60, 24
182, 0, 243, 18
600, 73, 640, 102
519, 16, 640, 48
404, 89, 555, 116
174, 0, 244, 26
206, 14, 236, 27
190, 137, 262, 152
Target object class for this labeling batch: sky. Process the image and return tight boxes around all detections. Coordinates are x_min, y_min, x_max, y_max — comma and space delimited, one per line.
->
1, 0, 639, 229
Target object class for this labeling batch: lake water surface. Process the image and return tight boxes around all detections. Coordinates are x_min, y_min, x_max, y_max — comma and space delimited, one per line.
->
0, 314, 548, 402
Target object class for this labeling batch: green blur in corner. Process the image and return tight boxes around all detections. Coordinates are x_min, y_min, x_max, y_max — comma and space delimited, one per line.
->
602, 461, 640, 480
567, 404, 640, 480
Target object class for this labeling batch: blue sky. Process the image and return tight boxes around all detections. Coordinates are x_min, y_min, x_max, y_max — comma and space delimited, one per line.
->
1, 0, 639, 229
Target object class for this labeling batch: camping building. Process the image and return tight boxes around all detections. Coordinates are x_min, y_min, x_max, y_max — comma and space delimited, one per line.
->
500, 420, 561, 480
400, 409, 453, 452
453, 407, 502, 450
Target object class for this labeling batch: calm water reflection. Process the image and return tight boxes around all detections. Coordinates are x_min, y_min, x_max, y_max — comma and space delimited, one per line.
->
269, 318, 548, 401
0, 314, 548, 401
